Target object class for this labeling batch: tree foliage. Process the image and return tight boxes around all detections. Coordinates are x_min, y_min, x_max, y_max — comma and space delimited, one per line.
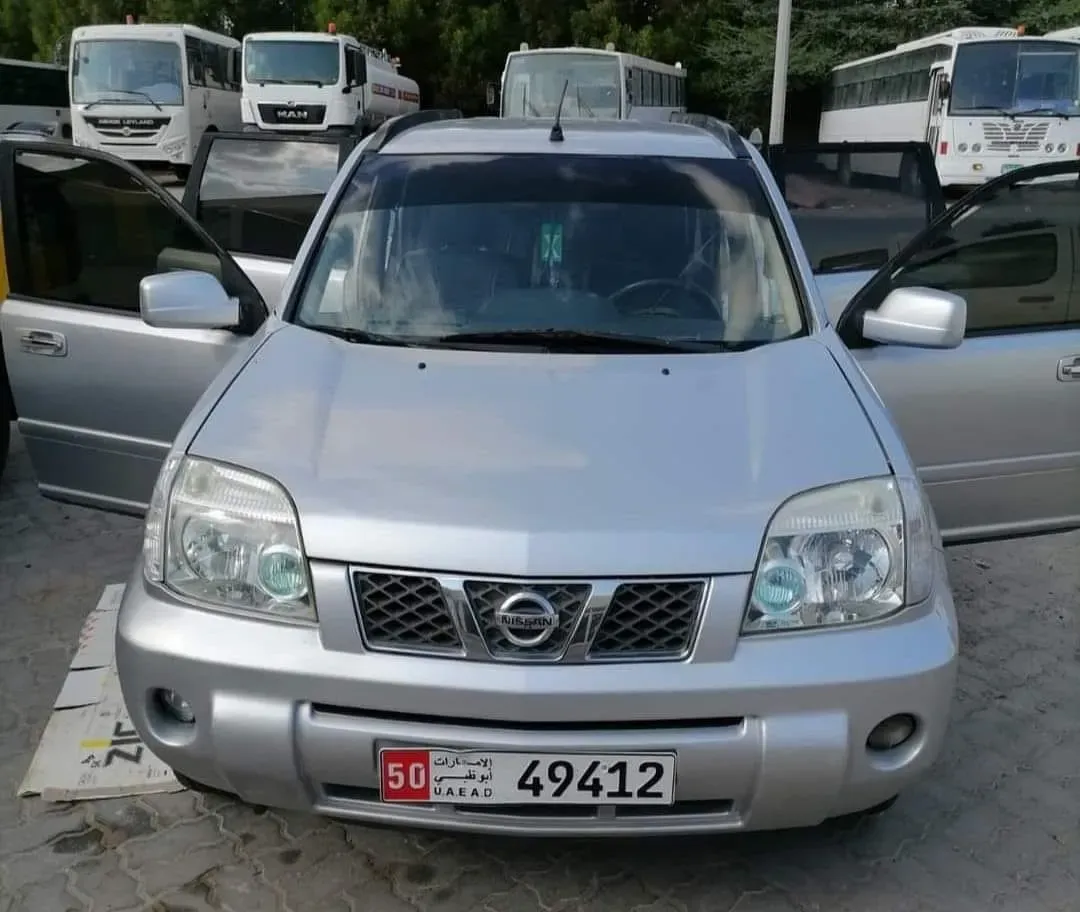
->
0, 0, 1068, 137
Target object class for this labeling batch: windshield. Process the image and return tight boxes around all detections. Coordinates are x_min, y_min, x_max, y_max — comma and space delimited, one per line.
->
72, 39, 183, 106
502, 53, 620, 118
245, 40, 340, 86
950, 40, 1080, 115
294, 153, 806, 350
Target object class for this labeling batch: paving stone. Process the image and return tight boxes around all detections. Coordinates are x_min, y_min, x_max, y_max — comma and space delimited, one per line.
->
4, 428, 1080, 911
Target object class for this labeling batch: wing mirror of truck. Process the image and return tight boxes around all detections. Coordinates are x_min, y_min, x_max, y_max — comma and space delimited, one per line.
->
861, 286, 965, 349
486, 82, 498, 110
937, 75, 951, 100
140, 270, 240, 330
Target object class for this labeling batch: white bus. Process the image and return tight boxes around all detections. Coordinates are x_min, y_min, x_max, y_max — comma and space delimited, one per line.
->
69, 20, 242, 175
241, 27, 419, 134
499, 45, 686, 121
0, 58, 71, 137
820, 27, 1080, 191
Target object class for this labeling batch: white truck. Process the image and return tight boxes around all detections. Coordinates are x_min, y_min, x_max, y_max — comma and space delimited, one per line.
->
241, 27, 419, 134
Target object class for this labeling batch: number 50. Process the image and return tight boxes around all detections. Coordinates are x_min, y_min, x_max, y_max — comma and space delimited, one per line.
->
386, 760, 427, 790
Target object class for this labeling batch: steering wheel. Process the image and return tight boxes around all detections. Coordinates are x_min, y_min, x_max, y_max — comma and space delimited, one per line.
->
608, 278, 722, 320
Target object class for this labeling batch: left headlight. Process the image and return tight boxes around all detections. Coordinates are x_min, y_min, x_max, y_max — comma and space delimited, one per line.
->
142, 456, 315, 623
742, 476, 935, 635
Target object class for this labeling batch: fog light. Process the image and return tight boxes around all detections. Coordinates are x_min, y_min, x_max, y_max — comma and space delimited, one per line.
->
866, 713, 915, 751
156, 688, 195, 724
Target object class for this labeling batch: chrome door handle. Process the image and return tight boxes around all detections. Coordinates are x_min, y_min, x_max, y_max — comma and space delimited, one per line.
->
1057, 355, 1080, 381
19, 329, 67, 357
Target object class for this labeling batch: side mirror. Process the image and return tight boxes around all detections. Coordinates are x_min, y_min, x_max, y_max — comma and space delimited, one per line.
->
140, 270, 240, 330
356, 57, 368, 86
937, 76, 950, 100
342, 84, 352, 94
861, 286, 966, 349
486, 82, 497, 110
748, 127, 763, 147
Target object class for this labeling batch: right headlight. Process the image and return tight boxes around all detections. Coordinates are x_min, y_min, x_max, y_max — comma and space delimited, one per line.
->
142, 456, 315, 623
742, 476, 936, 634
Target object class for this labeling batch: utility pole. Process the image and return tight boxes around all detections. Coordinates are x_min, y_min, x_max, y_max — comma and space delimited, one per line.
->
768, 0, 793, 144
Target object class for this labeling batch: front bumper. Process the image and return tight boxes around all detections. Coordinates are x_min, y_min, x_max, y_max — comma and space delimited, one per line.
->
116, 557, 958, 836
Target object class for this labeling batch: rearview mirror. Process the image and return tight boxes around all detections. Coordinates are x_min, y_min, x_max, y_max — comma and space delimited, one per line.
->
937, 75, 950, 99
861, 286, 965, 349
140, 270, 240, 330
486, 82, 498, 110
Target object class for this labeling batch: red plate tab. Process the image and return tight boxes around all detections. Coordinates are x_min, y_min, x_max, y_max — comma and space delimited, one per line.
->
380, 749, 432, 801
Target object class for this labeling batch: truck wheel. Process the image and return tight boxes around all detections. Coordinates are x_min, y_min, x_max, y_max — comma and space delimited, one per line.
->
0, 397, 10, 487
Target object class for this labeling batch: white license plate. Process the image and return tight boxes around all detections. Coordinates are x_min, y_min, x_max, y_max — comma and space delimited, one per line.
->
1001, 163, 1023, 173
378, 748, 676, 805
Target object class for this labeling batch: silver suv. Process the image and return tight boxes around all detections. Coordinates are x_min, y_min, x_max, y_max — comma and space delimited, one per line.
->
9, 110, 1068, 834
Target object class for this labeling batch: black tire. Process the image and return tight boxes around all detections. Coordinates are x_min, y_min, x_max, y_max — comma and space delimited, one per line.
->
837, 152, 853, 187
899, 153, 923, 197
0, 406, 9, 487
173, 770, 235, 798
0, 384, 10, 488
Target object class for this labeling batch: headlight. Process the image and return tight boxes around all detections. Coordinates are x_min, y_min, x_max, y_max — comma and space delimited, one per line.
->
142, 456, 315, 623
742, 476, 936, 634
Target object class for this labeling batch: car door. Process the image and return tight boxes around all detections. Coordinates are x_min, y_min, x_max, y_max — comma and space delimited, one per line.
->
182, 131, 345, 307
0, 140, 268, 515
838, 161, 1080, 544
764, 141, 944, 317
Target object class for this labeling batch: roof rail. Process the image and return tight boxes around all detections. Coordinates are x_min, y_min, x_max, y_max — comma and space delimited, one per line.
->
363, 109, 463, 153
669, 112, 749, 159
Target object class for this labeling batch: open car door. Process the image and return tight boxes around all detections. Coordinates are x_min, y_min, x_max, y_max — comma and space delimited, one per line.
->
764, 141, 944, 317
181, 130, 349, 306
0, 140, 269, 515
838, 161, 1080, 544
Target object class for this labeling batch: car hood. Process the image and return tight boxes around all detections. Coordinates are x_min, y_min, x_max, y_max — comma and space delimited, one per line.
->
190, 325, 890, 576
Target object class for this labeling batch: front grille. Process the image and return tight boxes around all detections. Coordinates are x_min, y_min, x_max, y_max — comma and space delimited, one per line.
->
589, 581, 705, 659
258, 103, 327, 125
354, 572, 462, 654
351, 569, 710, 664
981, 120, 1049, 152
464, 581, 591, 658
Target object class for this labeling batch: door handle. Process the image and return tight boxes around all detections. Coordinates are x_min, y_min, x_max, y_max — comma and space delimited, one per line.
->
1057, 355, 1080, 381
1019, 295, 1054, 303
19, 329, 67, 357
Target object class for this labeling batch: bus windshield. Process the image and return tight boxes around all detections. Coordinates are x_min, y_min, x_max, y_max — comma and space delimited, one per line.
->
950, 40, 1080, 115
502, 53, 620, 118
245, 40, 340, 86
72, 39, 183, 106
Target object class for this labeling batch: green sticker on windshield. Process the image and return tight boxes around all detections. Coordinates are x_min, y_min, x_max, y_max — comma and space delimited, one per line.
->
540, 222, 563, 265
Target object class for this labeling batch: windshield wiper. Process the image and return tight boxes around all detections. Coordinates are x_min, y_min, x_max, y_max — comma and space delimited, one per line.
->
283, 78, 324, 86
84, 89, 162, 112
1012, 106, 1071, 119
432, 329, 740, 353
961, 105, 1017, 120
308, 325, 430, 348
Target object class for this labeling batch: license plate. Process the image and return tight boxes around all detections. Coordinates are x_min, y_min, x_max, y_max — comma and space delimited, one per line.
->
379, 748, 676, 805
1001, 163, 1023, 173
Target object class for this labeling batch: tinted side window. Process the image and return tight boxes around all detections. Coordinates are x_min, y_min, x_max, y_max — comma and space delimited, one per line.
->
196, 138, 341, 259
8, 151, 231, 314
770, 146, 940, 273
891, 180, 1075, 333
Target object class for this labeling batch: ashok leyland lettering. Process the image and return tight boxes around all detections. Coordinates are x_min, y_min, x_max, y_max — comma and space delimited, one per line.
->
821, 27, 1080, 192
70, 19, 242, 177
241, 27, 419, 135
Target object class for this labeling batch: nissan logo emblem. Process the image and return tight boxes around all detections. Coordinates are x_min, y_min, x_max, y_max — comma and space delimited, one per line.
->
494, 591, 559, 647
